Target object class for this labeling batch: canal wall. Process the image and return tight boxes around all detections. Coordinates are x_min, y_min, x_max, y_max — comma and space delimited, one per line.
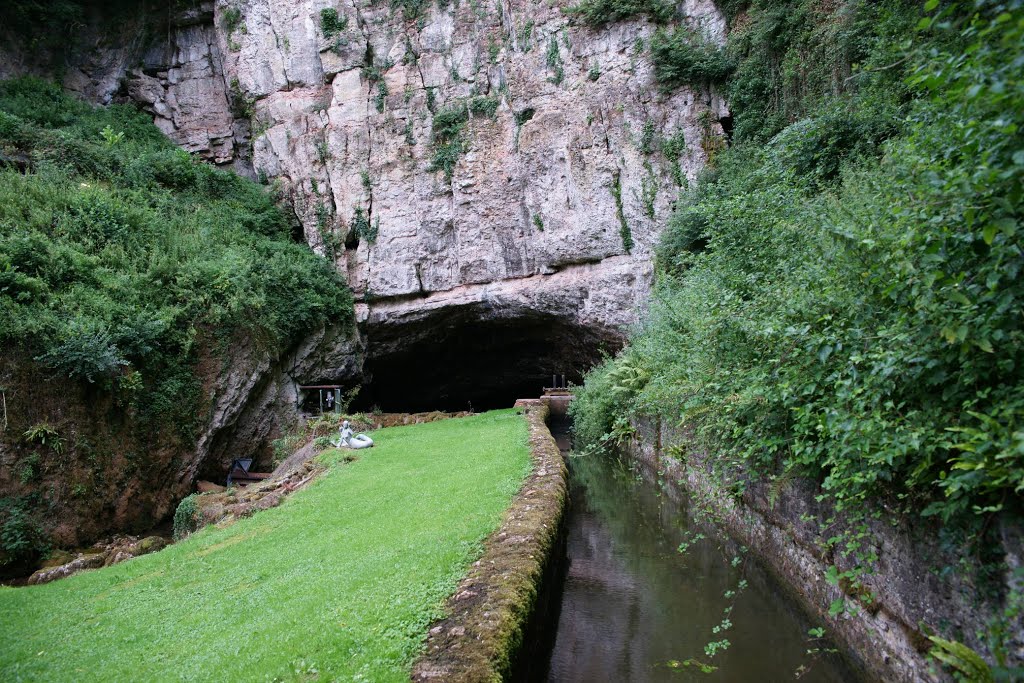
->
412, 401, 568, 682
623, 416, 1024, 683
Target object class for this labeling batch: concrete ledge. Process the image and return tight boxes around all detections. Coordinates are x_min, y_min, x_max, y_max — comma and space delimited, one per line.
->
412, 401, 568, 682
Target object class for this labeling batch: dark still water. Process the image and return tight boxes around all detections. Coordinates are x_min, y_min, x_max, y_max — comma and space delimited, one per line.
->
542, 451, 862, 682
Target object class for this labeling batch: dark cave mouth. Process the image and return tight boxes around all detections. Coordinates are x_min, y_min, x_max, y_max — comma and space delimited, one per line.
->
347, 307, 622, 414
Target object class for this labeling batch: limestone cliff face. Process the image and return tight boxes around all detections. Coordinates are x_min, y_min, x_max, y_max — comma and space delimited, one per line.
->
87, 0, 725, 406
5, 0, 728, 384
219, 0, 726, 306
138, 0, 726, 405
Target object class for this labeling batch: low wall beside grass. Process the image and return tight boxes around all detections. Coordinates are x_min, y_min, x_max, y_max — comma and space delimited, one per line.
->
0, 410, 535, 682
413, 401, 569, 682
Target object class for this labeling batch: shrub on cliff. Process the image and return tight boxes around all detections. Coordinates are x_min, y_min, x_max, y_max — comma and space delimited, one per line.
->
0, 78, 353, 416
649, 28, 733, 89
172, 494, 200, 540
569, 0, 675, 28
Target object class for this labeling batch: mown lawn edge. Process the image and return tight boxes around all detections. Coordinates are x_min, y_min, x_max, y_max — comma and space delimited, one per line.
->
412, 401, 568, 682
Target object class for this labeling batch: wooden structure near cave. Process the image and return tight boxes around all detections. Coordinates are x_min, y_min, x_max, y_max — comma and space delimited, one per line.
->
542, 374, 571, 396
297, 384, 344, 415
542, 375, 573, 417
226, 458, 272, 487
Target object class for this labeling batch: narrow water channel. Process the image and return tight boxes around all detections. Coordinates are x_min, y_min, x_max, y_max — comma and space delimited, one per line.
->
541, 419, 862, 682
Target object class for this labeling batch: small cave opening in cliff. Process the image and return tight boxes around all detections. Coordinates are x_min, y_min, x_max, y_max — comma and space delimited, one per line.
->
350, 305, 622, 413
719, 114, 734, 143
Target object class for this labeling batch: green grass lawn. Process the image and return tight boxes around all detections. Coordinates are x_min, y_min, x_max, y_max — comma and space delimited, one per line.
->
0, 409, 531, 682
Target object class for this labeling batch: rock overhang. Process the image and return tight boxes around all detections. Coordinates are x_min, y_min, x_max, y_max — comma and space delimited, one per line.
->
350, 257, 643, 411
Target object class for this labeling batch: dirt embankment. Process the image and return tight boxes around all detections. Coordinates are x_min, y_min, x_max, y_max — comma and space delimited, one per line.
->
412, 401, 568, 682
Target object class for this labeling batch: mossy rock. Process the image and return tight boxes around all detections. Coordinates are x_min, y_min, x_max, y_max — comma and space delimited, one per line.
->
137, 536, 168, 555
41, 549, 75, 568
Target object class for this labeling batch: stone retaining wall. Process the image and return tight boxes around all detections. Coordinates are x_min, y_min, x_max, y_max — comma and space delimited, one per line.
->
623, 416, 1023, 682
412, 401, 568, 682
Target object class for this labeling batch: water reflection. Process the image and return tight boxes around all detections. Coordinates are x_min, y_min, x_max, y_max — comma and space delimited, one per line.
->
544, 452, 860, 682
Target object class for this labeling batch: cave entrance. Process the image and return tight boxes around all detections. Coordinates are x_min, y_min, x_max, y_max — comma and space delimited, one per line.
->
350, 305, 622, 414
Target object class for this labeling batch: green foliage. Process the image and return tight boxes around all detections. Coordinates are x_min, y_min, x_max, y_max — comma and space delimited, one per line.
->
222, 6, 244, 49
18, 454, 41, 485
0, 496, 49, 566
172, 493, 200, 540
519, 20, 534, 51
714, 0, 750, 24
0, 1, 84, 53
588, 61, 601, 81
99, 125, 123, 147
468, 95, 499, 119
429, 140, 464, 182
638, 120, 656, 155
428, 103, 468, 182
427, 97, 498, 182
569, 0, 674, 28
229, 77, 254, 118
35, 319, 129, 383
0, 411, 531, 680
661, 129, 687, 185
271, 429, 304, 468
0, 78, 353, 439
312, 435, 335, 451
546, 37, 565, 85
650, 27, 733, 90
315, 139, 331, 165
361, 60, 392, 85
21, 423, 63, 453
319, 8, 348, 38
570, 355, 646, 449
391, 0, 430, 22
575, 3, 1024, 533
431, 104, 469, 146
928, 636, 994, 683
532, 214, 544, 231
724, 0, 916, 143
661, 129, 686, 159
640, 162, 657, 218
222, 7, 243, 34
349, 206, 378, 244
610, 172, 633, 253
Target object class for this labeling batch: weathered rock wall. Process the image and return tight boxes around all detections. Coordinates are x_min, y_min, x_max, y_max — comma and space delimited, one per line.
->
2, 0, 729, 349
624, 416, 1024, 682
0, 322, 360, 555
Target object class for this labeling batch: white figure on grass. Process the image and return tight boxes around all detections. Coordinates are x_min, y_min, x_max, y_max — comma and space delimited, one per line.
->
336, 420, 374, 449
